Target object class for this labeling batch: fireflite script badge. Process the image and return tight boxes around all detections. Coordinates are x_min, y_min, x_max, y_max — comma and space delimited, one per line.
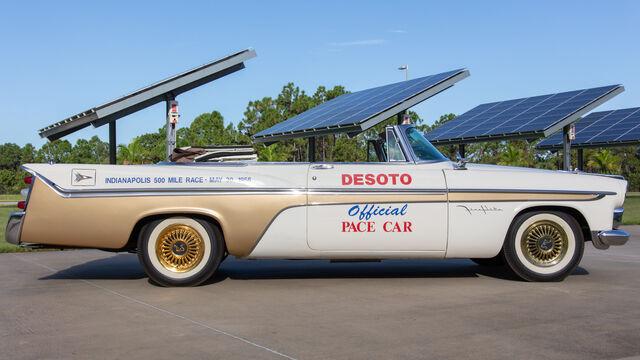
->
71, 169, 96, 186
456, 204, 503, 215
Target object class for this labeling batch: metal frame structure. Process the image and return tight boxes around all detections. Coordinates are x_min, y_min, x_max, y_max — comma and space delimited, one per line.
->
251, 69, 469, 161
252, 69, 469, 146
536, 108, 640, 150
536, 107, 640, 170
427, 85, 624, 146
38, 48, 257, 163
426, 85, 625, 170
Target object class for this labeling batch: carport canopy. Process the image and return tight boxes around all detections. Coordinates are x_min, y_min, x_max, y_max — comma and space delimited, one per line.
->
424, 85, 624, 170
38, 48, 257, 163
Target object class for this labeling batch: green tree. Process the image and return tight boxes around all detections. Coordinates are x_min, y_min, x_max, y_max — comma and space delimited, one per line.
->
118, 138, 146, 164
0, 169, 26, 194
70, 136, 108, 164
240, 83, 350, 162
89, 136, 109, 164
179, 111, 245, 148
22, 143, 36, 164
615, 146, 640, 191
136, 129, 166, 163
258, 144, 287, 162
0, 143, 23, 169
37, 140, 72, 163
587, 150, 620, 174
498, 143, 529, 167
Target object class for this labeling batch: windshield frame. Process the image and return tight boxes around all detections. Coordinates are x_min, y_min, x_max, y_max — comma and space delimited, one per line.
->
396, 125, 448, 163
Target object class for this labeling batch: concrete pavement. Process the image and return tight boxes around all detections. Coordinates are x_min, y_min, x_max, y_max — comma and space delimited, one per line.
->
1, 226, 639, 359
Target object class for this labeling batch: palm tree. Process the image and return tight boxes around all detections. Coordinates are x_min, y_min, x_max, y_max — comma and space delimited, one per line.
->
587, 150, 620, 174
118, 138, 144, 164
498, 144, 527, 167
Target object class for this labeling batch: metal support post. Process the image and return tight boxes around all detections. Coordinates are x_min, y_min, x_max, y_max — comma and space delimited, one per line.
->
562, 125, 571, 170
308, 137, 316, 162
397, 110, 406, 125
459, 144, 466, 158
109, 121, 116, 164
577, 148, 584, 171
166, 97, 177, 161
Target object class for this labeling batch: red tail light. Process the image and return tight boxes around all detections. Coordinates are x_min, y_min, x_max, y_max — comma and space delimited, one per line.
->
17, 201, 25, 209
24, 176, 33, 185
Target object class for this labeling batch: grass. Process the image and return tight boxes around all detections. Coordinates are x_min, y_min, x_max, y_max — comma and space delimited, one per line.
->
1, 192, 639, 254
622, 192, 640, 225
0, 194, 25, 202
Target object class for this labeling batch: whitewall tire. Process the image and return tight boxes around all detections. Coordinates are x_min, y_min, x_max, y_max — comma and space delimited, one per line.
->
137, 216, 224, 287
503, 211, 584, 282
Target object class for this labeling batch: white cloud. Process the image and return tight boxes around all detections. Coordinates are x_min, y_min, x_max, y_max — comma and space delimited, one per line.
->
390, 29, 407, 33
329, 39, 387, 47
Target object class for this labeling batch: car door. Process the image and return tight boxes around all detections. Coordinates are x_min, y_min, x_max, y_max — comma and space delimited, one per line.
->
306, 128, 448, 252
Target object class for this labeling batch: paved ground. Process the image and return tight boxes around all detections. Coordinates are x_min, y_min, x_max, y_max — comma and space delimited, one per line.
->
1, 227, 639, 360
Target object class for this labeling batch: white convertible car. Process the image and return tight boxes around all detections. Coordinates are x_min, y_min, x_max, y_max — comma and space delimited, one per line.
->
6, 124, 629, 286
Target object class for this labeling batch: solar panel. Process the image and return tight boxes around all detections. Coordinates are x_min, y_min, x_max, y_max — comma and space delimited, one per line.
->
40, 48, 257, 140
426, 85, 624, 145
536, 107, 640, 150
251, 68, 469, 143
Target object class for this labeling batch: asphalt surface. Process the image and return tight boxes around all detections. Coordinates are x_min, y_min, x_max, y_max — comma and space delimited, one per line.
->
1, 226, 639, 360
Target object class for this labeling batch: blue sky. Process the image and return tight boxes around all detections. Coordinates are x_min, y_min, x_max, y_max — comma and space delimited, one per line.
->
1, 0, 639, 147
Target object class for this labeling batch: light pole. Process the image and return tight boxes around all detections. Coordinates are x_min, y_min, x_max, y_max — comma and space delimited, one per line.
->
398, 65, 408, 80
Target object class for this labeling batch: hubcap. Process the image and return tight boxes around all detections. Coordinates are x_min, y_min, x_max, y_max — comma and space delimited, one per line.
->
155, 224, 204, 272
521, 220, 568, 266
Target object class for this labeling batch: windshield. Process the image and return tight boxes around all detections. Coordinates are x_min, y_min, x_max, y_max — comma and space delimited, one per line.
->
405, 127, 446, 161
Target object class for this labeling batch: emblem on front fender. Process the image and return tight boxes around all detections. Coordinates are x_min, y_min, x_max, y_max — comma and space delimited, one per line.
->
71, 169, 96, 186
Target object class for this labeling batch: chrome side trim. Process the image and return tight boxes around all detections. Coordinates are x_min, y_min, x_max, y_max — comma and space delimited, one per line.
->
5, 211, 25, 245
574, 170, 625, 181
55, 188, 308, 198
311, 164, 334, 170
156, 161, 250, 167
448, 188, 616, 195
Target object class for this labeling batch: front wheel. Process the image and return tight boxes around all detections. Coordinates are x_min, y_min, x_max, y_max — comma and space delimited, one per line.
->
503, 211, 584, 282
137, 216, 224, 287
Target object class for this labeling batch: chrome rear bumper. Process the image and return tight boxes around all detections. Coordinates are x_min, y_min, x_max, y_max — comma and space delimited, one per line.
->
591, 230, 630, 249
590, 207, 629, 250
5, 211, 25, 245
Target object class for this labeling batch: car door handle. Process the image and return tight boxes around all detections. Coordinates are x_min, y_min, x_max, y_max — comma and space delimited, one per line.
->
311, 164, 334, 170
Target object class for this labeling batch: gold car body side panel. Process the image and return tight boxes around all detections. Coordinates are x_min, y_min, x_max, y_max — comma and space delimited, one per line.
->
20, 180, 305, 257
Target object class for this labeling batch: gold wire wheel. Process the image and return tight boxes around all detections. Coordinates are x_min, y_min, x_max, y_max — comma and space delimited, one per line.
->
521, 220, 569, 267
155, 224, 205, 272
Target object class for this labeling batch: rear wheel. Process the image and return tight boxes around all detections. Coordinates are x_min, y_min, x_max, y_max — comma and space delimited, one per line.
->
503, 211, 584, 282
138, 216, 224, 287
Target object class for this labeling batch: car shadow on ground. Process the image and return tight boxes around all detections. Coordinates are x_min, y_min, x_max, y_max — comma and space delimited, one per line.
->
40, 253, 147, 281
38, 253, 588, 285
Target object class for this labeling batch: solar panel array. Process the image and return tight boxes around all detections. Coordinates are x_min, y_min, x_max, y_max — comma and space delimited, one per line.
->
252, 68, 469, 143
426, 85, 623, 145
536, 107, 640, 150
40, 48, 257, 140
